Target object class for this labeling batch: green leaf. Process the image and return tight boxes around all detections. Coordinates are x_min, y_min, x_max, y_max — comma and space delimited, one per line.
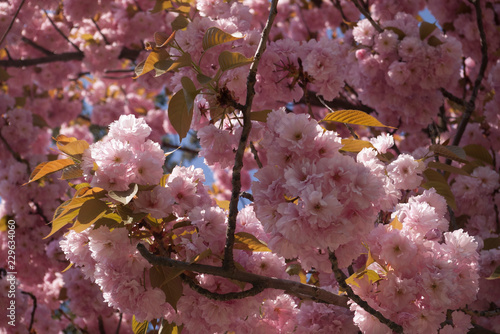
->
132, 315, 149, 334
422, 180, 456, 210
181, 76, 198, 114
385, 26, 406, 40
419, 22, 438, 40
486, 266, 500, 280
250, 110, 272, 122
150, 266, 184, 310
339, 139, 374, 153
27, 159, 76, 184
196, 73, 212, 85
202, 27, 244, 51
463, 144, 494, 165
322, 110, 396, 129
234, 232, 271, 252
218, 51, 253, 72
166, 52, 192, 72
168, 90, 192, 140
429, 144, 468, 163
427, 161, 470, 176
483, 236, 500, 250
153, 59, 174, 77
108, 183, 139, 205
427, 36, 444, 46
171, 15, 189, 30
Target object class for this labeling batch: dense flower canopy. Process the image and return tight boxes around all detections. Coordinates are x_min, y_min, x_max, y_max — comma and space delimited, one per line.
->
1, 0, 500, 333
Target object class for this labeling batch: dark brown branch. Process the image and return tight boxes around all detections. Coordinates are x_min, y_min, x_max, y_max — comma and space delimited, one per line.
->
43, 10, 82, 52
0, 127, 31, 174
352, 0, 383, 33
118, 46, 142, 61
328, 250, 404, 333
249, 141, 263, 168
303, 90, 375, 114
452, 0, 488, 147
223, 0, 279, 271
137, 243, 349, 308
115, 313, 122, 334
0, 0, 27, 47
181, 273, 265, 301
0, 51, 84, 67
20, 291, 36, 331
240, 192, 254, 202
440, 88, 465, 106
21, 36, 55, 56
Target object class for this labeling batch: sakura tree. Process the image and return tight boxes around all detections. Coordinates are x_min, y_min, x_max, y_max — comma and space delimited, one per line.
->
1, 0, 499, 333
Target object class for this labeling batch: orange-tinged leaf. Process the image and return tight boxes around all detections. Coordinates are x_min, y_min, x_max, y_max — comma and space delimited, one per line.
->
155, 30, 176, 48
463, 144, 494, 165
44, 208, 79, 239
134, 49, 169, 78
427, 161, 470, 176
75, 198, 109, 226
218, 51, 253, 72
167, 52, 192, 72
150, 0, 173, 13
191, 248, 212, 263
322, 110, 396, 129
250, 110, 272, 122
55, 135, 77, 145
168, 89, 192, 140
340, 138, 373, 153
60, 164, 84, 180
215, 199, 230, 211
422, 181, 456, 210
234, 232, 271, 252
298, 271, 307, 284
27, 159, 75, 184
419, 22, 438, 40
202, 27, 244, 51
429, 144, 468, 163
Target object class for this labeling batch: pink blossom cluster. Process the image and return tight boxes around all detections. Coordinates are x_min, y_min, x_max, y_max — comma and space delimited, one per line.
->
253, 109, 385, 270
82, 114, 165, 191
353, 189, 479, 333
349, 13, 463, 130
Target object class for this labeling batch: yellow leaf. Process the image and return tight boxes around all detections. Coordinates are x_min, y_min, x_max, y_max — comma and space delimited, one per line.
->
44, 208, 79, 239
27, 159, 76, 184
150, 0, 173, 13
215, 199, 230, 211
134, 49, 169, 78
202, 27, 244, 51
322, 110, 396, 129
234, 232, 271, 252
218, 51, 253, 72
61, 262, 74, 273
389, 216, 402, 230
72, 198, 109, 232
340, 138, 373, 153
132, 315, 148, 334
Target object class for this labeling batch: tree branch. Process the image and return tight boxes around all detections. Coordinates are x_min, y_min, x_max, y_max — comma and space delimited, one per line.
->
137, 243, 349, 308
181, 273, 265, 301
43, 10, 82, 53
91, 18, 111, 45
21, 36, 55, 56
0, 0, 27, 48
452, 0, 488, 146
20, 291, 37, 331
352, 0, 383, 33
328, 249, 404, 333
0, 52, 84, 67
223, 0, 279, 271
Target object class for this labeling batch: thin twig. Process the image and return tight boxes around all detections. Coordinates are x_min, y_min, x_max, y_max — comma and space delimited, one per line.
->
328, 249, 404, 333
249, 141, 263, 168
21, 36, 55, 56
223, 0, 279, 271
137, 243, 349, 308
0, 0, 27, 48
0, 52, 84, 67
115, 313, 122, 334
240, 191, 254, 202
452, 0, 488, 147
352, 0, 383, 33
181, 273, 265, 301
440, 88, 465, 106
0, 128, 31, 174
91, 18, 111, 45
317, 95, 359, 139
21, 291, 37, 331
43, 10, 82, 52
